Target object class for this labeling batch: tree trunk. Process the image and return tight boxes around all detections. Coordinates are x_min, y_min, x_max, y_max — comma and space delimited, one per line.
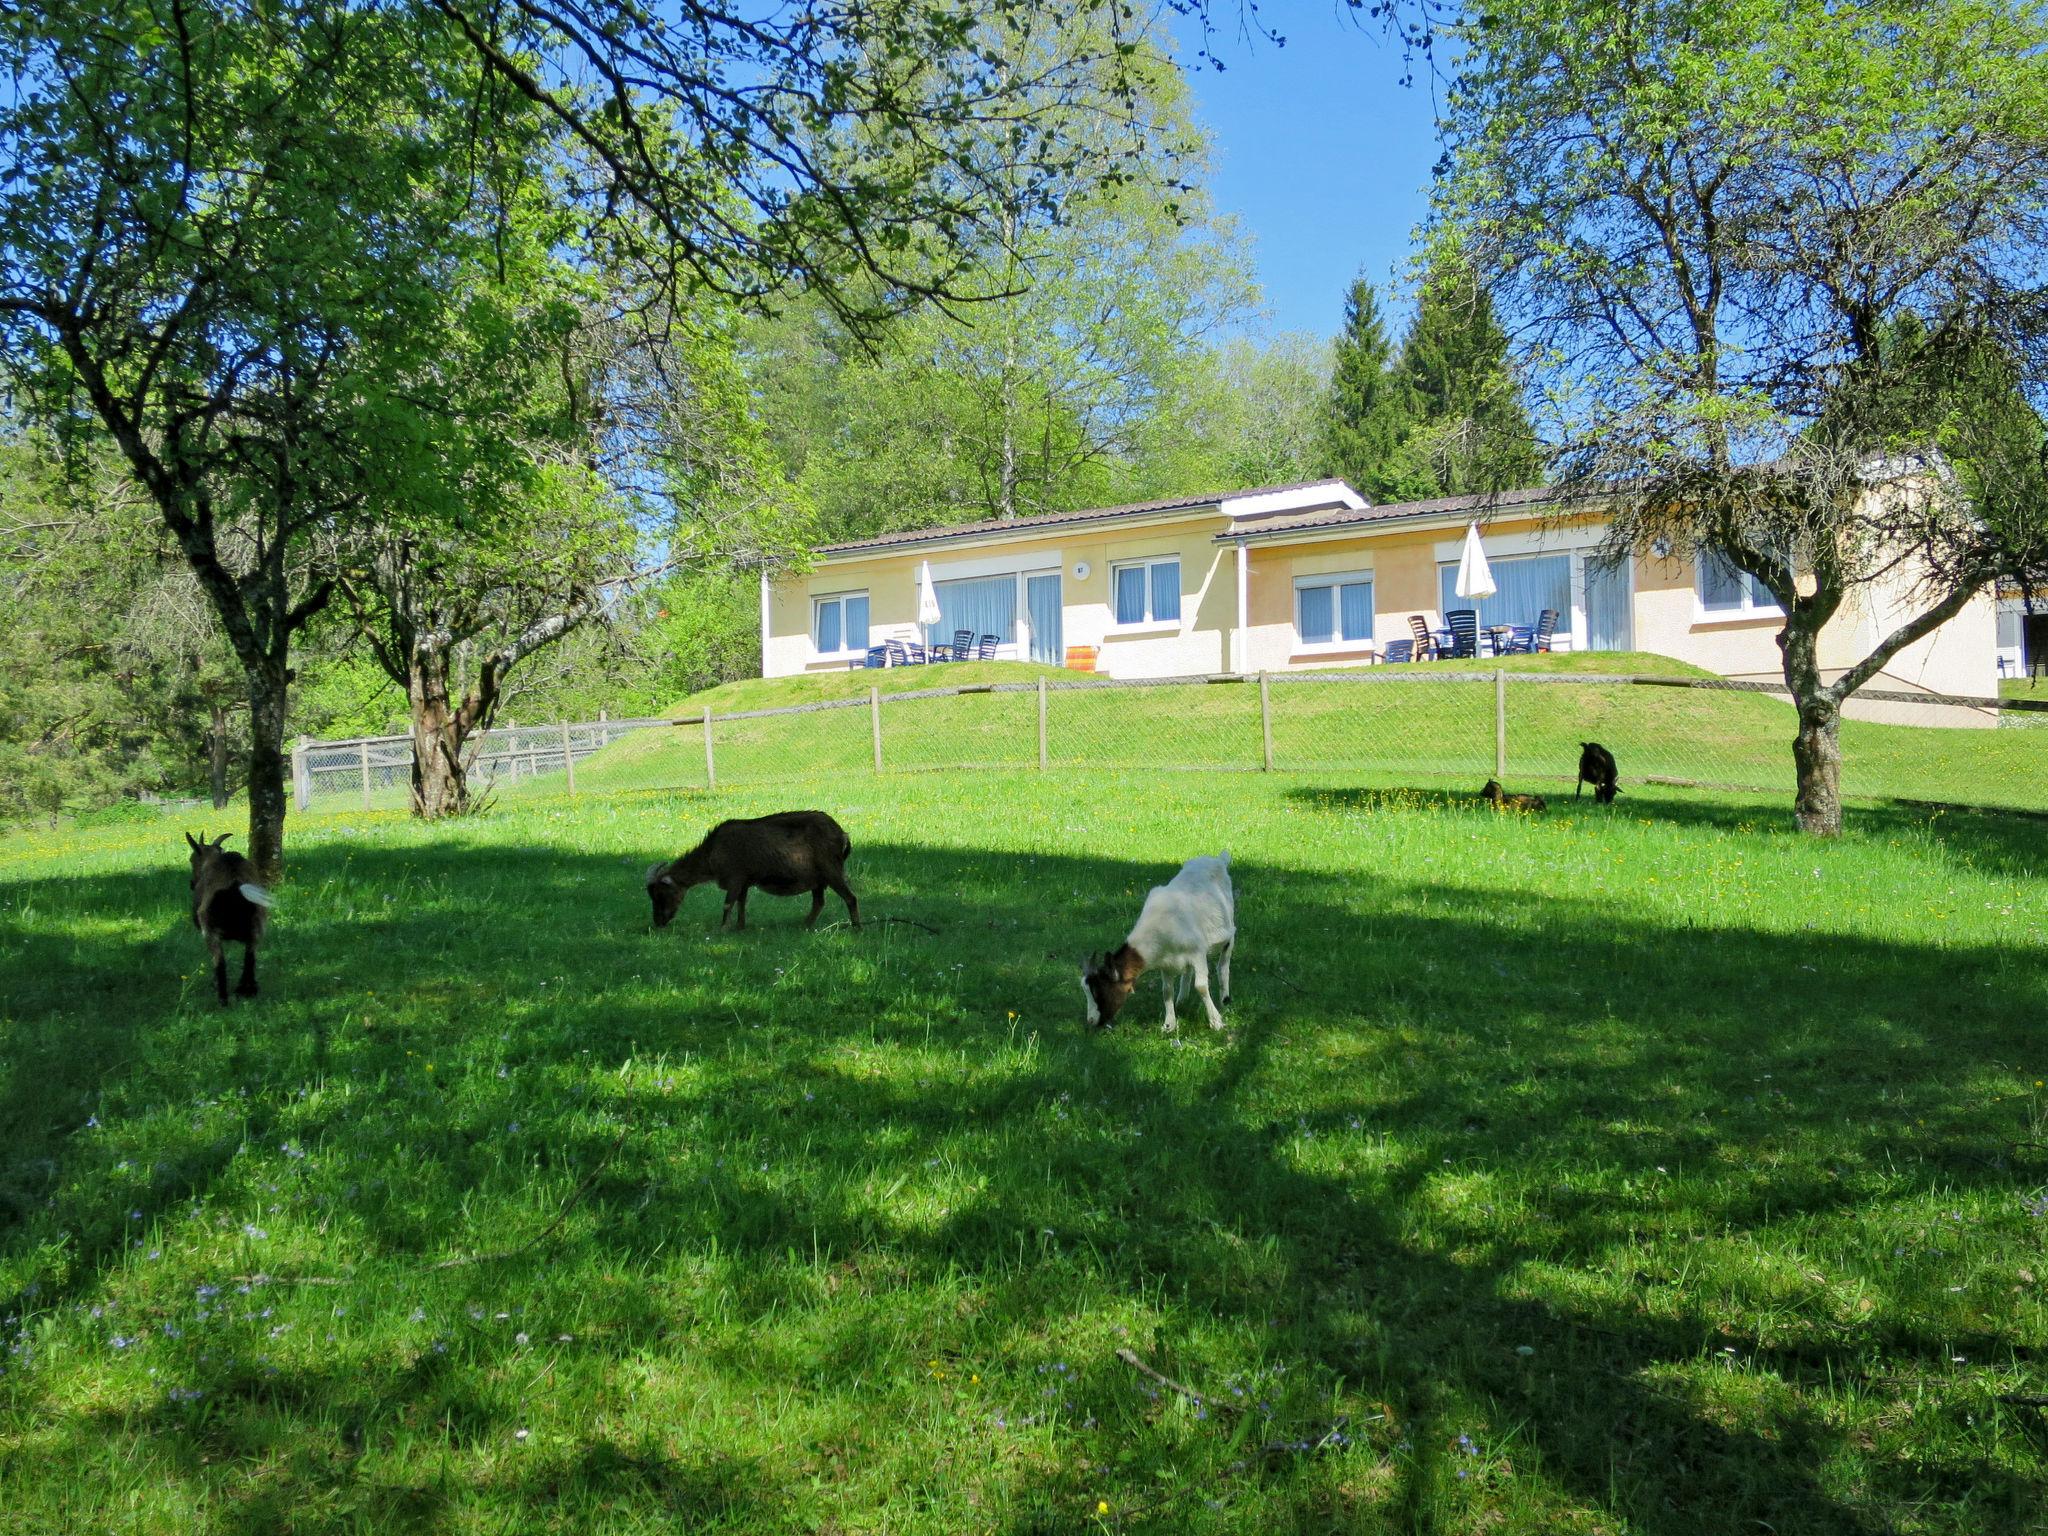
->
209, 703, 231, 810
408, 646, 470, 819
1778, 613, 1843, 837
244, 664, 291, 884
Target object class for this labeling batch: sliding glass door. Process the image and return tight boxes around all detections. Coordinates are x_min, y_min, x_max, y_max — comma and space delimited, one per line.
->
1026, 573, 1063, 664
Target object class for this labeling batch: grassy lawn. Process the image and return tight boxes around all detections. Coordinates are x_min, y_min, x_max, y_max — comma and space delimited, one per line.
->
562, 656, 2046, 817
3, 771, 2046, 1533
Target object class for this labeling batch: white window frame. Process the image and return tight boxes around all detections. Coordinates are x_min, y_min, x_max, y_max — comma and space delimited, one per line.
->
1108, 555, 1183, 633
812, 589, 871, 659
1692, 552, 1784, 624
1292, 569, 1375, 653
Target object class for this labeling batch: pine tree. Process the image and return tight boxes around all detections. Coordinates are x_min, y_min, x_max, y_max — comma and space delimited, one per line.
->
1396, 262, 1541, 496
1319, 277, 1434, 502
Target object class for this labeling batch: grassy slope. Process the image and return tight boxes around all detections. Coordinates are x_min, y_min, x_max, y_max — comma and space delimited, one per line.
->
2, 773, 2046, 1534
560, 652, 2042, 816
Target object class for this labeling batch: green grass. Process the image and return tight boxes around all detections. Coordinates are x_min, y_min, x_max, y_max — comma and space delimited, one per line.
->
3, 771, 2047, 1533
568, 653, 2046, 816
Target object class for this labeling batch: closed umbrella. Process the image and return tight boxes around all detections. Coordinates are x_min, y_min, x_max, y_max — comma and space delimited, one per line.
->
1454, 521, 1497, 600
917, 561, 942, 651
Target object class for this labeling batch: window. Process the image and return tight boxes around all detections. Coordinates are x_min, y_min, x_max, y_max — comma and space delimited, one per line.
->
1295, 572, 1374, 648
1436, 553, 1571, 633
1112, 557, 1181, 626
813, 591, 869, 655
1695, 552, 1780, 617
932, 574, 1018, 645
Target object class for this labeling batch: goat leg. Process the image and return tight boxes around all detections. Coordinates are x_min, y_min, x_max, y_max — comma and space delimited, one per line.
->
236, 945, 259, 998
208, 933, 228, 1006
733, 885, 749, 931
829, 876, 860, 929
805, 888, 825, 927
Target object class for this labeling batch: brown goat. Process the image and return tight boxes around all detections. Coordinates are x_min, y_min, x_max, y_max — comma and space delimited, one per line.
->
645, 810, 858, 932
186, 831, 271, 1004
1480, 779, 1548, 813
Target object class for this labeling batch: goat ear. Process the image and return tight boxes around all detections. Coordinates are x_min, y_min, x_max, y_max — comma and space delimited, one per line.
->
185, 831, 202, 852
644, 863, 664, 886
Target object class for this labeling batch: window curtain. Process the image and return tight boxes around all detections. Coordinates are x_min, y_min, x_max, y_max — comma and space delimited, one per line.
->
1115, 566, 1146, 624
1438, 554, 1569, 631
1298, 585, 1334, 643
1338, 581, 1372, 641
1027, 574, 1062, 663
932, 575, 1016, 644
816, 602, 840, 655
1698, 552, 1772, 611
843, 595, 869, 651
1150, 562, 1181, 622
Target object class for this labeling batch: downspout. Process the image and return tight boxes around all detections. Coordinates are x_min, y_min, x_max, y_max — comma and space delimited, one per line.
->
1235, 541, 1250, 675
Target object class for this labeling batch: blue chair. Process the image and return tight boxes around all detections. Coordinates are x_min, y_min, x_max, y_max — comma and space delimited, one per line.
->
950, 629, 975, 662
977, 634, 999, 659
1382, 639, 1415, 664
863, 644, 888, 669
1531, 608, 1559, 653
1445, 609, 1480, 659
1501, 624, 1536, 655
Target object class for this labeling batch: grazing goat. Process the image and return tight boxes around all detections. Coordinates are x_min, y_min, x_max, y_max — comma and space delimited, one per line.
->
1481, 779, 1548, 813
1081, 852, 1235, 1033
186, 831, 270, 1005
1576, 741, 1621, 804
646, 810, 858, 932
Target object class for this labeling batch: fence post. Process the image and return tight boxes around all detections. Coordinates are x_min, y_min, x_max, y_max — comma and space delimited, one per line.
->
598, 708, 609, 749
293, 735, 310, 811
1037, 677, 1048, 770
703, 706, 717, 790
1494, 668, 1507, 781
561, 720, 576, 797
870, 687, 883, 774
358, 741, 372, 812
1259, 672, 1274, 772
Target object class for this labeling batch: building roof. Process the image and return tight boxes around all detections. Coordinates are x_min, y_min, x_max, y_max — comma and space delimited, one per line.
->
1215, 484, 1574, 542
811, 479, 1364, 559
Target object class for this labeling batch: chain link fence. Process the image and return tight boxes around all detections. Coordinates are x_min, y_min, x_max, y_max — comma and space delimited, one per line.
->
289, 671, 2047, 817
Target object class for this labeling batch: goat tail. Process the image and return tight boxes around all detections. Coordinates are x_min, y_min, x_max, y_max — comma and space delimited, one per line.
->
239, 882, 274, 909
1219, 847, 1230, 868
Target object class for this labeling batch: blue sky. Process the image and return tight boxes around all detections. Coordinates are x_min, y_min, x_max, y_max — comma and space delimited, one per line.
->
1171, 7, 1445, 342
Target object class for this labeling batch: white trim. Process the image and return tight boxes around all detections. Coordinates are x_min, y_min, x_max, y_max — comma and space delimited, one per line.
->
1692, 552, 1784, 623
1108, 554, 1184, 628
1233, 543, 1249, 673
813, 509, 1212, 564
1431, 523, 1607, 562
923, 547, 1062, 583
758, 567, 770, 678
812, 589, 872, 660
1102, 620, 1181, 639
1221, 480, 1368, 520
1292, 568, 1376, 652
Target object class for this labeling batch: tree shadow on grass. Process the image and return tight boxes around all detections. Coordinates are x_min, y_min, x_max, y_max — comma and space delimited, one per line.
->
3, 834, 2045, 1532
1283, 780, 2048, 882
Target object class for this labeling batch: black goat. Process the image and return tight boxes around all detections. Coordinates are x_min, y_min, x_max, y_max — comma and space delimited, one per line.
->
1480, 779, 1547, 813
1576, 741, 1621, 804
646, 810, 859, 932
186, 831, 270, 1004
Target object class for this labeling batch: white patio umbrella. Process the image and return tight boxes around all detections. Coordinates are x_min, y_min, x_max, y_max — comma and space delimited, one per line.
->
916, 560, 942, 634
1454, 521, 1497, 600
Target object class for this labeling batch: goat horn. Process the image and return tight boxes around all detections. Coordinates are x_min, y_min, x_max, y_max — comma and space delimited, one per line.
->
185, 830, 202, 851
644, 862, 665, 886
214, 833, 233, 847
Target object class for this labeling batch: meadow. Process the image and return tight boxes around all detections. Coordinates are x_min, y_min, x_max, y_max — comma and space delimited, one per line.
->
2, 761, 2046, 1533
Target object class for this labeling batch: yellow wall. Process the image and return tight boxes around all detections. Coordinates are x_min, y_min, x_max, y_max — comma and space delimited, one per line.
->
764, 512, 1239, 679
767, 508, 1999, 709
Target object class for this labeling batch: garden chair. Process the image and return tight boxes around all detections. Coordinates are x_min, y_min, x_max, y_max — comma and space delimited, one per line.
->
1531, 607, 1559, 653
1406, 614, 1437, 660
977, 634, 999, 659
951, 628, 976, 662
1445, 609, 1480, 659
1382, 639, 1415, 664
863, 644, 888, 669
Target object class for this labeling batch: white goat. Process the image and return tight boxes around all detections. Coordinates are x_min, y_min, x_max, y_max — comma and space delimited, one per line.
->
1080, 851, 1235, 1032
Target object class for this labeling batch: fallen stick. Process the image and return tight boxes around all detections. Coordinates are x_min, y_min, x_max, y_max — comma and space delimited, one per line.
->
1115, 1347, 1240, 1414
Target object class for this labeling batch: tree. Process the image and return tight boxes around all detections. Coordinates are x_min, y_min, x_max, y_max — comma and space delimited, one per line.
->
1164, 333, 1334, 493
1319, 277, 1434, 503
1435, 0, 2048, 834
1395, 260, 1539, 496
3, 0, 1234, 872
